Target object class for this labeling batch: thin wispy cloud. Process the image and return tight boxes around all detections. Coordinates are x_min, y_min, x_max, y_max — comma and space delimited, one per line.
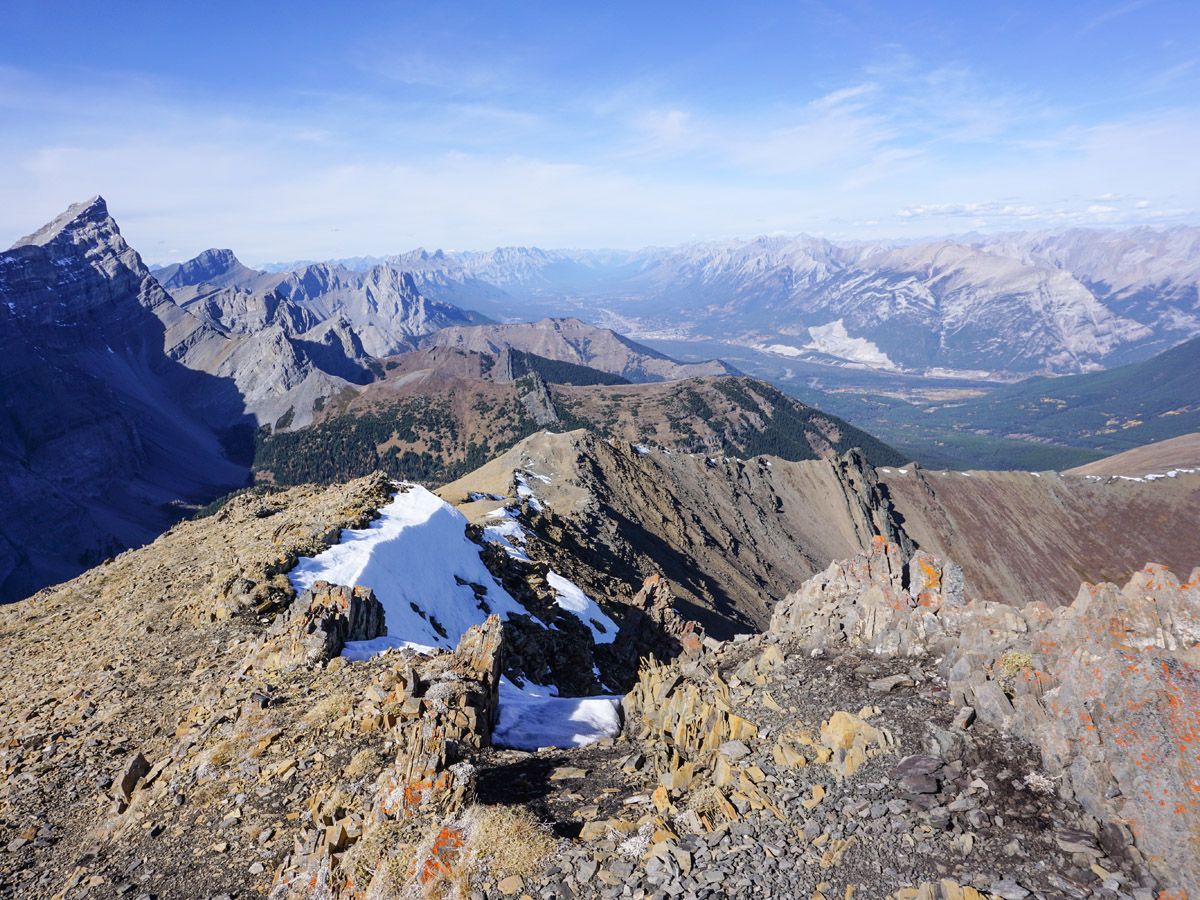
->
1084, 0, 1156, 32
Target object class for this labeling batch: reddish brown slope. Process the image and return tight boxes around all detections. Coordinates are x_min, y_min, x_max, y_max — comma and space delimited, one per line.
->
880, 465, 1200, 606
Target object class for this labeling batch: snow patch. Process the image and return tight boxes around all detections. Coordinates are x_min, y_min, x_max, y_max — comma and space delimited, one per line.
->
515, 473, 544, 512
292, 484, 621, 751
762, 343, 805, 358
494, 677, 621, 751
467, 491, 504, 502
547, 571, 618, 644
290, 485, 526, 650
805, 320, 897, 369
482, 508, 530, 562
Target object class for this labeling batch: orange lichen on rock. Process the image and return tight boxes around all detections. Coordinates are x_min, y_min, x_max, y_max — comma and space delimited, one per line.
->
419, 826, 465, 884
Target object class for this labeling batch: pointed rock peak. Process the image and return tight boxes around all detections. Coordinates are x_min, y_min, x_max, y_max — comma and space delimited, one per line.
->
11, 195, 113, 249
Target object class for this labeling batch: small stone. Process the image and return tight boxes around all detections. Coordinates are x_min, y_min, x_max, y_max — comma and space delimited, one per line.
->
868, 674, 913, 692
550, 767, 588, 780
892, 755, 944, 778
1055, 828, 1102, 856
496, 878, 525, 897
718, 740, 751, 761
989, 878, 1030, 899
900, 773, 939, 794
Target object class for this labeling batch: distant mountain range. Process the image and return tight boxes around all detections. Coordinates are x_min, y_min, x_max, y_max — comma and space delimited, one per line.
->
253, 346, 900, 490
156, 247, 489, 359
0, 199, 744, 600
422, 317, 738, 383
4, 197, 1198, 601
255, 228, 1199, 380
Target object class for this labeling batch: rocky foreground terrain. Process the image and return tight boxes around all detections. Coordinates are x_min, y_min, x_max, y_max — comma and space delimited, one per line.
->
0, 447, 1196, 900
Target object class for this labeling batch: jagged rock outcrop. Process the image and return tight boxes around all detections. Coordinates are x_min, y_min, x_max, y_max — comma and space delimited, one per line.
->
832, 450, 915, 558
605, 574, 706, 685
514, 370, 559, 427
769, 537, 965, 652
272, 615, 503, 898
244, 581, 388, 671
770, 541, 1200, 892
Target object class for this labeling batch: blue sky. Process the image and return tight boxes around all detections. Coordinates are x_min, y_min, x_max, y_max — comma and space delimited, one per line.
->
1, 0, 1197, 262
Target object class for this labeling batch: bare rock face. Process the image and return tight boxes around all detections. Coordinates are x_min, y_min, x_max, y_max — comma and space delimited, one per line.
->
273, 615, 504, 897
603, 574, 706, 687
264, 581, 387, 670
0, 197, 252, 602
770, 543, 1200, 892
769, 536, 964, 654
1018, 566, 1200, 888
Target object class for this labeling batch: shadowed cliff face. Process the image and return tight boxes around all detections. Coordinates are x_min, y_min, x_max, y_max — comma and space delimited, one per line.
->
439, 431, 1200, 639
439, 431, 910, 638
0, 197, 254, 602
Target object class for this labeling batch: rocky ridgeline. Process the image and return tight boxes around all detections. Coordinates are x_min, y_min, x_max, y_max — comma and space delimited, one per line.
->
766, 537, 1200, 892
271, 612, 505, 899
1, 467, 1196, 900
546, 621, 1144, 899
246, 582, 388, 672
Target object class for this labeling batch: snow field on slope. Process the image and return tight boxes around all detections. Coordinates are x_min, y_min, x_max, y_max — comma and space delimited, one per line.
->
289, 484, 620, 748
289, 485, 526, 651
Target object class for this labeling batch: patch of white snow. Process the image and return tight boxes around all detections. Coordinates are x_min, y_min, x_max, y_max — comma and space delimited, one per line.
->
482, 509, 531, 562
290, 485, 527, 651
547, 571, 618, 644
804, 320, 897, 370
493, 677, 621, 751
515, 473, 544, 512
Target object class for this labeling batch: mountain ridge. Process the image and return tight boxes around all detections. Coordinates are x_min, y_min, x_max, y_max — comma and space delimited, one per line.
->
243, 226, 1200, 379
422, 317, 738, 383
